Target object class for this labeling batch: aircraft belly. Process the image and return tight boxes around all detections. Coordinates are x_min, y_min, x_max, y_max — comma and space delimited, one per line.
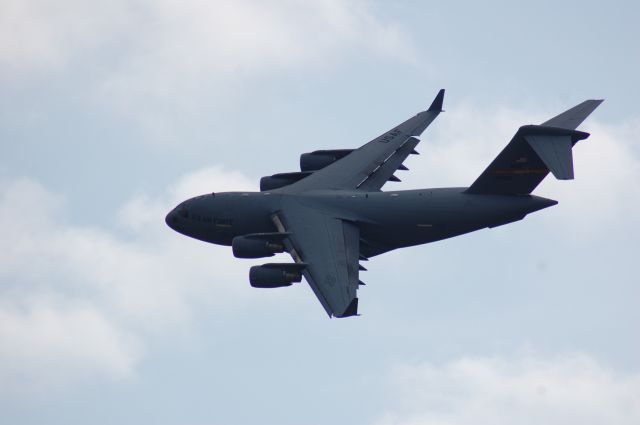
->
355, 190, 540, 255
356, 196, 479, 254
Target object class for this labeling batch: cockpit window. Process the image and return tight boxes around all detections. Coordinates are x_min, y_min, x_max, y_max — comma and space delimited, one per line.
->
178, 209, 189, 218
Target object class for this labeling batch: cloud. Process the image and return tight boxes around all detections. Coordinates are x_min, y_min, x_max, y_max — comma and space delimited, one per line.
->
376, 352, 640, 425
99, 0, 416, 124
0, 0, 132, 77
400, 101, 539, 188
0, 0, 418, 146
0, 0, 415, 86
0, 298, 140, 395
0, 167, 260, 394
539, 119, 640, 236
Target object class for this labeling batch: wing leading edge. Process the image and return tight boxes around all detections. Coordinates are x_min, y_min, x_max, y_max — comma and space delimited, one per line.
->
282, 89, 445, 192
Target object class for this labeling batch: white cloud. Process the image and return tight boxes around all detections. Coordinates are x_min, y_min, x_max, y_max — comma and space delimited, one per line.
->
99, 0, 417, 122
0, 1, 415, 88
0, 0, 418, 145
376, 352, 640, 425
0, 167, 262, 394
401, 101, 540, 188
0, 298, 140, 395
539, 119, 640, 236
0, 0, 132, 77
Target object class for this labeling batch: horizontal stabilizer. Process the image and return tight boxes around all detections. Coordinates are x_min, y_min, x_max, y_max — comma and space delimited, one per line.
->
525, 134, 574, 180
542, 99, 603, 130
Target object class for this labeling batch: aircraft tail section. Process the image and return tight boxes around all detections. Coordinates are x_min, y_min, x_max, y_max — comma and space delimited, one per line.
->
541, 99, 603, 129
466, 99, 603, 195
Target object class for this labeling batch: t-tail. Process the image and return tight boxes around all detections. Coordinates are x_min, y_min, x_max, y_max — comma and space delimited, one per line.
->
466, 99, 603, 195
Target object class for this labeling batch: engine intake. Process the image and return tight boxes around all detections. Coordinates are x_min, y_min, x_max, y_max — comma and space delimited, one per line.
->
249, 263, 306, 288
232, 233, 288, 258
299, 149, 354, 171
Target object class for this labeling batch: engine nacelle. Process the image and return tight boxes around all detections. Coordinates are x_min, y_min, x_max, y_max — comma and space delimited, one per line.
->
232, 233, 287, 258
249, 263, 305, 288
299, 149, 354, 171
260, 171, 313, 191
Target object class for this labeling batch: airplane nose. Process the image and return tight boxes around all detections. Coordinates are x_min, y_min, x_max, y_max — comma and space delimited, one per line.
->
165, 209, 178, 230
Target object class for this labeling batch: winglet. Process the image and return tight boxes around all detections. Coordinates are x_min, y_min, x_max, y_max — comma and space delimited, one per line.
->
335, 297, 359, 318
428, 89, 445, 112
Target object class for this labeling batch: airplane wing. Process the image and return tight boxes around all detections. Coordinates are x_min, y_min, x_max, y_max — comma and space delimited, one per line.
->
282, 89, 445, 192
273, 201, 361, 318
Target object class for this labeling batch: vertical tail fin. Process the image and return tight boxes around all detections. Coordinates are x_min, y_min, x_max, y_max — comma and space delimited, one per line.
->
466, 99, 603, 195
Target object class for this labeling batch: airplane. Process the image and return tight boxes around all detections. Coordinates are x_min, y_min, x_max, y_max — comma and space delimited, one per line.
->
165, 89, 602, 318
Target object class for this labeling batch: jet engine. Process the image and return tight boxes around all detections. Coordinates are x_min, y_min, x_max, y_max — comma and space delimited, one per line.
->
232, 233, 288, 258
249, 263, 306, 288
260, 171, 313, 191
299, 149, 353, 171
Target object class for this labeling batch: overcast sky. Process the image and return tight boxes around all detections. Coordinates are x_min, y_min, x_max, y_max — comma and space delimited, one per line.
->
1, 1, 639, 424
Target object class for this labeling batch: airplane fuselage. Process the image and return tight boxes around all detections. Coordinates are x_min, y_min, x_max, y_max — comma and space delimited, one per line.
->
165, 188, 557, 257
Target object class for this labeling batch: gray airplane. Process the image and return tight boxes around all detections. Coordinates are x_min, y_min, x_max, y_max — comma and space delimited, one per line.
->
166, 90, 602, 318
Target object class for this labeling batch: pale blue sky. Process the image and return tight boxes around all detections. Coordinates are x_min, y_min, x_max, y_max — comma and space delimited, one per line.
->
1, 1, 639, 424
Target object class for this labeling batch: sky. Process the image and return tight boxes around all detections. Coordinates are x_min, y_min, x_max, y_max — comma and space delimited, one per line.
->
1, 0, 639, 424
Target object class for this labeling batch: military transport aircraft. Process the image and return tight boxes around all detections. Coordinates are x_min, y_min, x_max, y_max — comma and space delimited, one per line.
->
166, 90, 602, 318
